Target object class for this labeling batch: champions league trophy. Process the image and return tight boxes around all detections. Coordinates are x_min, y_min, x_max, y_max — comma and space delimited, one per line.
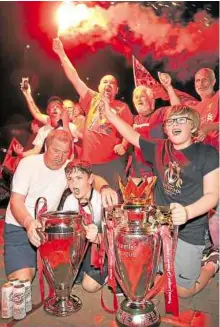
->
35, 198, 88, 317
103, 176, 179, 327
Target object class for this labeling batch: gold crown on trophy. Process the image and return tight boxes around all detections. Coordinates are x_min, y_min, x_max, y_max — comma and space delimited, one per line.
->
119, 176, 157, 205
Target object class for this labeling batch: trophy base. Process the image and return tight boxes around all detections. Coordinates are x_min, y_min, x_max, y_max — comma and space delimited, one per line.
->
44, 294, 82, 316
116, 299, 161, 327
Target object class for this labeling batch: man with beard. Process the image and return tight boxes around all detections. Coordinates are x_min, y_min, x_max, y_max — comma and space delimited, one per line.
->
52, 38, 133, 192
4, 130, 118, 282
62, 159, 108, 293
158, 68, 219, 150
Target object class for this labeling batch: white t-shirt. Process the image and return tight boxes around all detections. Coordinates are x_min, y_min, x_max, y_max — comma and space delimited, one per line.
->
63, 189, 102, 225
33, 123, 77, 147
5, 154, 68, 226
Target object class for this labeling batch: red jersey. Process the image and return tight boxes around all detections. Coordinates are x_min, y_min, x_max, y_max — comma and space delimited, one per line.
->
133, 107, 166, 164
80, 90, 133, 164
186, 91, 219, 150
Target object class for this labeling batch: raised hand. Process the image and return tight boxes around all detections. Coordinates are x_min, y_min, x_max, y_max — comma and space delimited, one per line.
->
20, 78, 31, 96
52, 38, 65, 56
158, 72, 172, 89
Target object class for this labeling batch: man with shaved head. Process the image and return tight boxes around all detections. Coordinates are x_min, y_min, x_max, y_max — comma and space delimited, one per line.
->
53, 38, 133, 193
192, 68, 219, 148
194, 68, 216, 100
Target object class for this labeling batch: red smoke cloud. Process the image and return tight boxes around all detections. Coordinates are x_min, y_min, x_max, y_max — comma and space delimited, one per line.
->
29, 2, 218, 83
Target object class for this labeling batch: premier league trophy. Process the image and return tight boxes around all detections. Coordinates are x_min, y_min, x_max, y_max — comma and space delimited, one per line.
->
35, 198, 88, 317
103, 177, 179, 327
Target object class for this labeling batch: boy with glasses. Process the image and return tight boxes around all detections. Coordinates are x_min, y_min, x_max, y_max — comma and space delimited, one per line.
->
99, 102, 219, 299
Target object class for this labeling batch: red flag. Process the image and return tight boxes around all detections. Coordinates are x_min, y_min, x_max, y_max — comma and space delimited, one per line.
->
132, 56, 198, 104
2, 138, 22, 174
133, 56, 167, 100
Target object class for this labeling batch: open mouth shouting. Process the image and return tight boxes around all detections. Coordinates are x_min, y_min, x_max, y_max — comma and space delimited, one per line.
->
104, 86, 112, 95
51, 110, 59, 116
73, 188, 80, 196
172, 128, 182, 136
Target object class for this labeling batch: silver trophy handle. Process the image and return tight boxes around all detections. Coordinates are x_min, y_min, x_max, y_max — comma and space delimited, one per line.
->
35, 197, 47, 223
36, 227, 47, 244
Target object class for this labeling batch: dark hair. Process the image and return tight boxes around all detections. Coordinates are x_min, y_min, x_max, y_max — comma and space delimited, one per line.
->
47, 96, 63, 107
65, 159, 92, 176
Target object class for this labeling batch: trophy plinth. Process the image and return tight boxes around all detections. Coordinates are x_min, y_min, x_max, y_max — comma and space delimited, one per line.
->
44, 293, 82, 317
116, 299, 160, 327
38, 210, 88, 317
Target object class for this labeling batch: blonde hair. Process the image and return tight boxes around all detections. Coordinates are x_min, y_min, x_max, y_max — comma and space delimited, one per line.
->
133, 85, 154, 99
133, 85, 155, 110
164, 105, 200, 134
45, 130, 72, 148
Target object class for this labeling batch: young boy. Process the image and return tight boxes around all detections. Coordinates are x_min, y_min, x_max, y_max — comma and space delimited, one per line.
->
100, 102, 219, 299
62, 159, 108, 293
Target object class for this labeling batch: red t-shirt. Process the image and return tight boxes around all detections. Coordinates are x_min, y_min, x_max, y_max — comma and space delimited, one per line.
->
80, 89, 133, 164
133, 107, 166, 164
186, 91, 219, 150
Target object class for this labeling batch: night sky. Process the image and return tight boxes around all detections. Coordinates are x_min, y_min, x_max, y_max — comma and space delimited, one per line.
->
0, 1, 219, 140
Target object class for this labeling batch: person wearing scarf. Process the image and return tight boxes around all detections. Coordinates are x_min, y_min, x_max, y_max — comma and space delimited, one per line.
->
99, 101, 219, 299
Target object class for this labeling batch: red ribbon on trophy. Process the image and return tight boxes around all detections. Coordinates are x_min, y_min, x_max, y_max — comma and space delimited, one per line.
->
160, 225, 179, 316
106, 220, 117, 292
101, 219, 118, 314
78, 204, 106, 270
